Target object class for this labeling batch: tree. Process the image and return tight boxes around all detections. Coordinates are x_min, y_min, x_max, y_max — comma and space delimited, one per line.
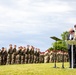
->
49, 47, 54, 51
61, 31, 69, 40
61, 31, 69, 51
49, 31, 69, 51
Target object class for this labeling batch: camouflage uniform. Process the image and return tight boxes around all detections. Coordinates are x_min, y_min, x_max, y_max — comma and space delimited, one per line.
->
8, 47, 13, 64
12, 48, 17, 64
17, 48, 23, 64
39, 54, 44, 63
35, 49, 40, 63
29, 46, 34, 63
26, 45, 30, 63
34, 49, 37, 63
1, 47, 8, 65
22, 47, 27, 64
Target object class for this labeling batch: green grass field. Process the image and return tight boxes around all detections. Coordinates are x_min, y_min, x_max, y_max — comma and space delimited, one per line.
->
0, 63, 76, 75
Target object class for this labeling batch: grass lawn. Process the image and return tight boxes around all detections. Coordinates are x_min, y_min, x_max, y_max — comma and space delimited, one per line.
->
0, 62, 76, 75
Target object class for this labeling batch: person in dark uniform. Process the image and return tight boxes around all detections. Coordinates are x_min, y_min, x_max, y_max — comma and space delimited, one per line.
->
1, 47, 8, 65
35, 48, 40, 63
26, 45, 30, 63
22, 47, 27, 64
74, 25, 76, 67
1, 47, 5, 65
67, 28, 76, 68
17, 46, 23, 64
37, 49, 40, 63
12, 45, 17, 64
29, 46, 34, 63
8, 44, 13, 64
16, 47, 20, 64
34, 48, 38, 63
4, 48, 8, 65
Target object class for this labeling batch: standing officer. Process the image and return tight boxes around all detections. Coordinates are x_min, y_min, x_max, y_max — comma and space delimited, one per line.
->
30, 46, 34, 63
26, 45, 30, 63
12, 45, 17, 64
34, 48, 37, 63
35, 48, 40, 63
22, 47, 27, 64
8, 44, 13, 64
17, 46, 23, 64
1, 47, 8, 65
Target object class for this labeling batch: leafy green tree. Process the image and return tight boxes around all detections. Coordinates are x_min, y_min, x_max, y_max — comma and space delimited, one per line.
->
49, 31, 69, 51
61, 31, 69, 40
49, 47, 54, 51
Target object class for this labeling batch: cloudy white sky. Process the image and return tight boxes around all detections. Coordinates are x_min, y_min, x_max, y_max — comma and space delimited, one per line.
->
0, 0, 76, 51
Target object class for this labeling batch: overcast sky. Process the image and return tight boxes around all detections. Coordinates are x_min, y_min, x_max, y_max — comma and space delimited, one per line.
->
0, 0, 76, 51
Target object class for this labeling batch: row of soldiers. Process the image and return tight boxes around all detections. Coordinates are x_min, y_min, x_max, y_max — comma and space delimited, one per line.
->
0, 44, 40, 65
44, 50, 69, 63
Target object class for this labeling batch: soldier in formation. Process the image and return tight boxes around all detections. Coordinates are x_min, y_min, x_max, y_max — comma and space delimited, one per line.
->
0, 47, 8, 65
8, 44, 13, 64
0, 44, 69, 65
12, 45, 17, 64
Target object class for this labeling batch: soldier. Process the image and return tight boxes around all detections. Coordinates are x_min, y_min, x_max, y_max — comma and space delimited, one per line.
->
34, 48, 38, 63
4, 48, 8, 65
47, 54, 50, 63
1, 47, 5, 65
49, 51, 53, 63
35, 48, 40, 63
39, 52, 44, 63
29, 46, 34, 63
1, 47, 8, 65
37, 49, 40, 63
12, 45, 17, 64
56, 51, 61, 62
22, 47, 27, 64
17, 46, 23, 64
8, 44, 13, 64
16, 47, 20, 64
26, 45, 30, 63
42, 54, 44, 63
